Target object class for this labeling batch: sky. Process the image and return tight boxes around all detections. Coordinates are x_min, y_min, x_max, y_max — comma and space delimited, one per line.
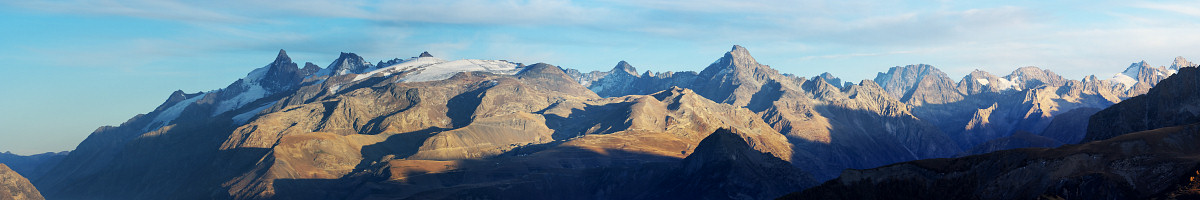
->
2, 0, 1200, 155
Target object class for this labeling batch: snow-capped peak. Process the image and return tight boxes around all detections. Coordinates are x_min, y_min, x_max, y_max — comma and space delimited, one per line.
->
1121, 61, 1149, 78
314, 52, 375, 77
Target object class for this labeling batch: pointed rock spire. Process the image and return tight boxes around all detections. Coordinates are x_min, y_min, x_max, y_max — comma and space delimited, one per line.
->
419, 51, 434, 58
699, 45, 768, 78
272, 49, 292, 66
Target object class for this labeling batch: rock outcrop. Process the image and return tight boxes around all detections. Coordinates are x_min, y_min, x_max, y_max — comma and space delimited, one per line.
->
0, 164, 44, 200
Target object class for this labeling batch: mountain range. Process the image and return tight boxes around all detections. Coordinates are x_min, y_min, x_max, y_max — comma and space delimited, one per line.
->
1, 45, 1193, 199
786, 67, 1200, 199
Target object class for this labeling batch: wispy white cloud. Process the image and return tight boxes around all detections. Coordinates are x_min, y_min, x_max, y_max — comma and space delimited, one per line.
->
2, 0, 258, 23
1134, 1, 1200, 18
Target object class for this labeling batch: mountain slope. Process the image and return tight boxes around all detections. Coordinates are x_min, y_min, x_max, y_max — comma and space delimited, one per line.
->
0, 151, 67, 182
0, 164, 44, 200
648, 128, 817, 200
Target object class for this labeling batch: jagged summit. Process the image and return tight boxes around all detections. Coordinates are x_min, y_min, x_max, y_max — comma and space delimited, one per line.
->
814, 72, 845, 89
697, 45, 765, 77
273, 49, 291, 64
317, 52, 374, 76
725, 45, 759, 67
1172, 56, 1195, 70
1123, 60, 1150, 75
874, 64, 948, 96
1006, 66, 1067, 89
419, 51, 434, 58
612, 60, 639, 76
302, 62, 320, 72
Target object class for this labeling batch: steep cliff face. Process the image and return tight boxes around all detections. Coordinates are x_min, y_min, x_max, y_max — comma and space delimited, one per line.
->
0, 164, 44, 200
1086, 67, 1200, 142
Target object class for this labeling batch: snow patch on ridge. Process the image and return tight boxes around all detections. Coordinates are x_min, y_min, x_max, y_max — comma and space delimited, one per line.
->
1110, 73, 1137, 88
991, 76, 1020, 91
354, 57, 444, 81
354, 57, 520, 83
214, 84, 269, 116
975, 79, 990, 86
146, 93, 206, 131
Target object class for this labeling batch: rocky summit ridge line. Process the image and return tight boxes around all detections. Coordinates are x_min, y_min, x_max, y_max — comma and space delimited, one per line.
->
12, 45, 1192, 200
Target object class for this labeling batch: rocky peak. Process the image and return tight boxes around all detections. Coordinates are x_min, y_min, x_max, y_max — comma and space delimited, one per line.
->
1123, 61, 1151, 75
263, 49, 300, 75
814, 72, 845, 89
611, 61, 639, 76
319, 52, 374, 76
256, 50, 311, 92
1006, 66, 1067, 89
698, 45, 767, 78
726, 45, 759, 67
376, 58, 404, 68
302, 62, 321, 74
873, 64, 960, 102
418, 51, 434, 58
956, 70, 1015, 95
271, 49, 292, 66
1172, 56, 1195, 71
689, 45, 784, 106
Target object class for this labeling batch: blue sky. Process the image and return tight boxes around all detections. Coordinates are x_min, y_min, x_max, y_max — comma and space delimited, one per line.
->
2, 0, 1200, 155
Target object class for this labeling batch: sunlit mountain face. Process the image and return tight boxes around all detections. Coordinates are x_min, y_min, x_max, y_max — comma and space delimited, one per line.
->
4, 1, 1200, 200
